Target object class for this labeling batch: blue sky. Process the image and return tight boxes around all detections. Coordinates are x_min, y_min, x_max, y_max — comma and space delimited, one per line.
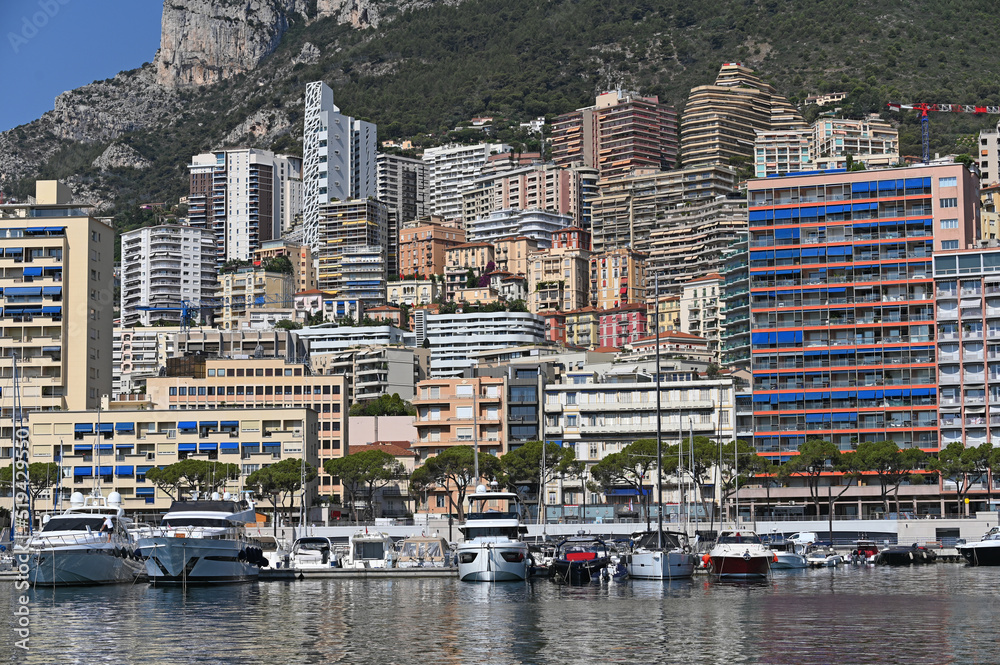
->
0, 1, 163, 132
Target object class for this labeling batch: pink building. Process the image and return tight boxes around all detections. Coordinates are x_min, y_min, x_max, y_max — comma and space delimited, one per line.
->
599, 304, 649, 349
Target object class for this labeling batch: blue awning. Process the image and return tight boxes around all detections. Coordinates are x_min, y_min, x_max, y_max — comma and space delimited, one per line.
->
74, 424, 93, 433
221, 442, 240, 450
832, 391, 851, 398
605, 488, 651, 496
22, 267, 42, 277
44, 226, 65, 233
752, 394, 771, 402
832, 413, 851, 422
115, 443, 134, 449
115, 422, 135, 432
73, 467, 92, 477
220, 421, 239, 427
136, 487, 154, 496
5, 287, 41, 296
25, 227, 45, 233
115, 466, 134, 476
98, 423, 113, 432
885, 390, 903, 397
42, 286, 61, 295
136, 466, 153, 474
912, 388, 930, 396
97, 444, 113, 451
178, 443, 197, 451
199, 421, 218, 428
73, 444, 92, 452
178, 421, 197, 429
262, 441, 280, 447
199, 443, 218, 450
42, 306, 61, 314
806, 414, 824, 422
858, 391, 876, 399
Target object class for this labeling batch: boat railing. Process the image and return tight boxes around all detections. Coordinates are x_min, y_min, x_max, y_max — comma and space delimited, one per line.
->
150, 526, 254, 542
27, 532, 126, 548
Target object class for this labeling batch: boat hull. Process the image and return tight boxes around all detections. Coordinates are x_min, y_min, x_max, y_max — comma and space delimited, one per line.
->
457, 541, 529, 582
139, 537, 260, 584
958, 543, 1000, 566
708, 554, 771, 579
627, 550, 696, 580
550, 557, 611, 585
27, 548, 143, 586
770, 552, 808, 569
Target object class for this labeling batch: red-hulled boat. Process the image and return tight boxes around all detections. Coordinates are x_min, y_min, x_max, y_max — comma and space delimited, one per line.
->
706, 530, 772, 579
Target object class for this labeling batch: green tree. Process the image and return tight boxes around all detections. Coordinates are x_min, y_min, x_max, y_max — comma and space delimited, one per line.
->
324, 450, 405, 524
261, 255, 293, 274
409, 446, 502, 520
664, 435, 718, 523
275, 319, 302, 330
245, 458, 317, 536
500, 440, 579, 506
348, 393, 416, 417
465, 268, 477, 288
932, 442, 978, 516
144, 459, 240, 500
714, 440, 761, 522
856, 440, 926, 515
589, 438, 671, 530
0, 462, 62, 508
778, 438, 842, 516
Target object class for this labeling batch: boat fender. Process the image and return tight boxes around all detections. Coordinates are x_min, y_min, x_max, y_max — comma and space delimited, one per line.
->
772, 553, 778, 563
701, 554, 711, 568
238, 549, 247, 562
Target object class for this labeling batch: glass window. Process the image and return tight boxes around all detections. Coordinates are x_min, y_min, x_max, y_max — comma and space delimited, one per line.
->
940, 198, 958, 208
942, 240, 959, 250
939, 176, 958, 187
941, 218, 958, 229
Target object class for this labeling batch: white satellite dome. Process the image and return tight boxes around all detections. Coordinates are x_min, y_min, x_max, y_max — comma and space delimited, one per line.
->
70, 492, 85, 507
108, 491, 122, 507
475, 484, 488, 494
222, 492, 232, 501
211, 492, 221, 501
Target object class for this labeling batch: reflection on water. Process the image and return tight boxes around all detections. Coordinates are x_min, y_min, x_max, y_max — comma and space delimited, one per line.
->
0, 565, 997, 664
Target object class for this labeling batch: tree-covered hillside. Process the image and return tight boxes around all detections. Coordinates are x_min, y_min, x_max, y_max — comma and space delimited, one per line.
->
9, 0, 1000, 225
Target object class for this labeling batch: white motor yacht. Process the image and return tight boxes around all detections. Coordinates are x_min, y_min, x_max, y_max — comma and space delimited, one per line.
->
769, 539, 809, 569
137, 492, 265, 584
25, 491, 143, 586
288, 536, 338, 569
456, 486, 530, 582
706, 530, 772, 579
626, 530, 697, 580
340, 530, 396, 569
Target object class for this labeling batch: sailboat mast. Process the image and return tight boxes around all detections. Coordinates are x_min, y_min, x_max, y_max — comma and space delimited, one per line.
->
654, 273, 662, 548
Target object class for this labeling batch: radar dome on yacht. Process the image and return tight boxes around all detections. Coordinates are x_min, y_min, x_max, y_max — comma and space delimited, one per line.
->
70, 492, 85, 507
211, 492, 221, 501
42, 514, 51, 524
108, 492, 122, 507
223, 492, 232, 501
475, 484, 487, 494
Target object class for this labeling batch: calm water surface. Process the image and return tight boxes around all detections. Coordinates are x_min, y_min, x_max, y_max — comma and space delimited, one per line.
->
0, 565, 997, 664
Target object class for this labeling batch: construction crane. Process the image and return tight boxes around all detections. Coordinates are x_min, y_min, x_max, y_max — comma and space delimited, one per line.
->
136, 294, 302, 330
887, 102, 1000, 164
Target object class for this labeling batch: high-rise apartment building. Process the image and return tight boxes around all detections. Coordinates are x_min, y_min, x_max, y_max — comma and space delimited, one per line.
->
462, 163, 599, 229
188, 149, 302, 261
302, 81, 378, 250
754, 117, 900, 179
398, 220, 465, 278
679, 273, 722, 361
120, 225, 218, 327
422, 143, 511, 222
747, 165, 978, 460
465, 208, 573, 248
425, 311, 547, 377
647, 196, 747, 294
551, 91, 678, 178
527, 234, 592, 314
590, 248, 647, 310
316, 199, 389, 307
0, 180, 113, 445
589, 165, 738, 255
218, 267, 294, 330
254, 239, 316, 294
376, 152, 429, 225
680, 62, 806, 169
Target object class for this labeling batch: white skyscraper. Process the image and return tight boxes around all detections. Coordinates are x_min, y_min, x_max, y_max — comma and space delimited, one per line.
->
422, 143, 511, 223
302, 81, 378, 250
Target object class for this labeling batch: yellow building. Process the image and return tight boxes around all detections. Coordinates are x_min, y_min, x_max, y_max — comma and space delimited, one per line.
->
0, 180, 113, 446
981, 183, 1000, 242
254, 240, 316, 294
528, 245, 591, 314
24, 407, 318, 515
143, 358, 347, 500
564, 307, 602, 348
590, 248, 647, 310
219, 268, 293, 330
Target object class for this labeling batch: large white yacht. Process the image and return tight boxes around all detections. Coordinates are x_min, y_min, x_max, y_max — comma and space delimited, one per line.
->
456, 486, 530, 582
137, 492, 266, 584
25, 491, 143, 586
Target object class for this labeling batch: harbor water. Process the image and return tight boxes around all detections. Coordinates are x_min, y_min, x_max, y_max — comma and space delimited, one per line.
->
0, 564, 997, 664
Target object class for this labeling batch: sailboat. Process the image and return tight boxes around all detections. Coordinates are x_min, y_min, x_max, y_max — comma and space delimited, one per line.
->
626, 273, 697, 580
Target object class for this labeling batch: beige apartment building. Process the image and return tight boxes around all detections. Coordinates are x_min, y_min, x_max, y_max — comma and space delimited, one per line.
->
494, 236, 540, 277
25, 407, 318, 515
254, 240, 316, 294
411, 376, 505, 514
528, 244, 591, 314
462, 163, 599, 228
564, 307, 602, 348
590, 248, 647, 310
680, 62, 806, 168
398, 220, 466, 278
0, 181, 113, 448
387, 278, 442, 307
445, 242, 495, 301
143, 358, 347, 499
680, 273, 722, 362
219, 268, 294, 330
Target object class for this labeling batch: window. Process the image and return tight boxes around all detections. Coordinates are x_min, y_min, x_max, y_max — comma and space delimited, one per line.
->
566, 415, 578, 426
456, 406, 473, 419
939, 176, 958, 187
942, 240, 959, 250
456, 427, 473, 441
456, 384, 473, 397
169, 387, 177, 396
940, 198, 958, 208
941, 219, 958, 229
435, 495, 446, 508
